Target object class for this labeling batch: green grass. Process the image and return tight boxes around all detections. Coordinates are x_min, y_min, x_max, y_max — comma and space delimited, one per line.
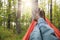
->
0, 25, 29, 40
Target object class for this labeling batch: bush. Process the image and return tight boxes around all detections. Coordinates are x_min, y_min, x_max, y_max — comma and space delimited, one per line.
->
0, 26, 15, 40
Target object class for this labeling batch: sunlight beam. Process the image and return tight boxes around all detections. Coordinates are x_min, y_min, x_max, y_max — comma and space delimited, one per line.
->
25, 0, 32, 7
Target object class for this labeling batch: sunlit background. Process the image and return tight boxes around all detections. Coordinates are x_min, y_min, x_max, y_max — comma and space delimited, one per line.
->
21, 0, 32, 15
21, 0, 60, 15
2, 0, 60, 15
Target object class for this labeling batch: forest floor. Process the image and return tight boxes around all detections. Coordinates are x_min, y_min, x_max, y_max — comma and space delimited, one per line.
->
0, 26, 28, 40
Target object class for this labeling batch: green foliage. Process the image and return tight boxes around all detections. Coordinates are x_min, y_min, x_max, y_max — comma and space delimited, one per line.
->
47, 0, 60, 29
0, 23, 29, 40
0, 0, 2, 8
0, 26, 14, 40
52, 1, 60, 29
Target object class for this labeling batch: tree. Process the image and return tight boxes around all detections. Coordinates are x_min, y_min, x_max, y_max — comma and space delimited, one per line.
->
52, 0, 60, 29
7, 0, 11, 29
50, 0, 52, 23
15, 0, 21, 34
47, 0, 50, 19
0, 0, 3, 26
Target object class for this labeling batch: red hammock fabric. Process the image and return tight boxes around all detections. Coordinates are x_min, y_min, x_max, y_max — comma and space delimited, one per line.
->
22, 18, 60, 40
22, 20, 36, 40
45, 18, 60, 38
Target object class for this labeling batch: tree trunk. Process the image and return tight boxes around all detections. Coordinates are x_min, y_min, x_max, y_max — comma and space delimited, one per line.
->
7, 0, 11, 29
7, 14, 11, 29
48, 0, 49, 18
50, 0, 52, 23
15, 0, 21, 34
4, 0, 6, 27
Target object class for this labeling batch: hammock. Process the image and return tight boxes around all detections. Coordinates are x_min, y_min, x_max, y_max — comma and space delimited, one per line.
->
22, 20, 36, 40
45, 18, 60, 38
22, 18, 60, 40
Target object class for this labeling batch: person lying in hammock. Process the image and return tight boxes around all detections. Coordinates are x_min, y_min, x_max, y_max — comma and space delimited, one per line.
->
29, 8, 58, 40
